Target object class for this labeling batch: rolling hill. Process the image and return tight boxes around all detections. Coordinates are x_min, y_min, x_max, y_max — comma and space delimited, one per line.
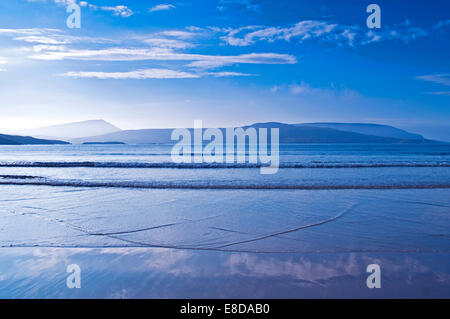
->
295, 123, 424, 140
70, 122, 437, 144
0, 134, 69, 145
4, 120, 121, 140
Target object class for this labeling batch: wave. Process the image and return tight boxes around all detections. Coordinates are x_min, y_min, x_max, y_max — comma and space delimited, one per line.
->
0, 175, 40, 179
0, 161, 448, 169
0, 178, 449, 190
215, 204, 356, 249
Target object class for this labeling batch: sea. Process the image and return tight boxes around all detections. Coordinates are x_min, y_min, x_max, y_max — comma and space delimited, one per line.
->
0, 143, 449, 298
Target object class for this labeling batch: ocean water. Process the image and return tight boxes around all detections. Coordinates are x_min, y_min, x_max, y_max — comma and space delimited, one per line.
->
0, 143, 449, 298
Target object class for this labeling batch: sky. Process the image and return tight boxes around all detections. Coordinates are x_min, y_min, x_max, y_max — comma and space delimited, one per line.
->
0, 0, 449, 140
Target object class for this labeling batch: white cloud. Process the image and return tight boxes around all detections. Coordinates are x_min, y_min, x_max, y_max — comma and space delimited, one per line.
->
52, 0, 77, 4
1, 28, 114, 45
226, 253, 360, 283
221, 21, 357, 47
289, 82, 311, 95
149, 4, 175, 13
417, 74, 450, 96
143, 38, 193, 49
0, 24, 297, 80
0, 57, 8, 72
157, 30, 199, 39
27, 47, 180, 61
26, 0, 77, 4
63, 68, 200, 79
13, 36, 69, 44
221, 20, 428, 47
62, 69, 254, 79
27, 0, 134, 17
85, 4, 134, 17
270, 85, 281, 94
272, 81, 360, 100
219, 26, 260, 46
364, 21, 428, 44
31, 45, 69, 52
416, 74, 450, 86
0, 28, 62, 36
0, 26, 296, 71
209, 71, 254, 77
29, 47, 296, 70
186, 53, 297, 69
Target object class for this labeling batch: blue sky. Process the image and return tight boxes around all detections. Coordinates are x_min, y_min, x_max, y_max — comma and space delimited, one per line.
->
0, 0, 449, 140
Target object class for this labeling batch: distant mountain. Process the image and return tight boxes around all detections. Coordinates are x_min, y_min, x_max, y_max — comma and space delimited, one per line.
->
0, 133, 69, 145
247, 122, 432, 143
71, 122, 437, 144
396, 124, 450, 142
82, 141, 126, 145
71, 129, 174, 144
7, 120, 121, 140
296, 123, 424, 140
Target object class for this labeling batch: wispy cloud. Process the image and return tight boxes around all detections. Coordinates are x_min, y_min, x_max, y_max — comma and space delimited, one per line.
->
0, 28, 62, 36
186, 53, 297, 69
416, 74, 450, 96
1, 27, 116, 46
417, 74, 450, 86
0, 56, 8, 71
426, 91, 450, 96
13, 35, 69, 44
63, 68, 199, 79
433, 19, 450, 30
62, 69, 254, 79
0, 26, 296, 77
289, 82, 312, 95
26, 0, 77, 4
149, 4, 175, 13
27, 0, 134, 17
217, 0, 261, 13
270, 85, 281, 94
28, 47, 296, 70
221, 20, 428, 47
80, 2, 134, 17
157, 30, 200, 39
209, 71, 254, 77
143, 38, 193, 49
50, 0, 77, 4
31, 45, 69, 52
271, 81, 360, 100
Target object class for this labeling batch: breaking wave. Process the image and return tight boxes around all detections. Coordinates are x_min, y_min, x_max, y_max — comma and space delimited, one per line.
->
0, 176, 449, 190
0, 161, 448, 169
